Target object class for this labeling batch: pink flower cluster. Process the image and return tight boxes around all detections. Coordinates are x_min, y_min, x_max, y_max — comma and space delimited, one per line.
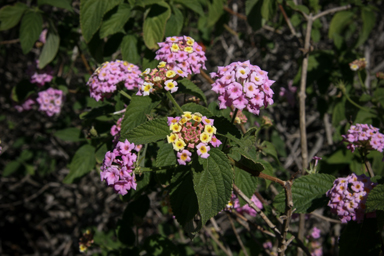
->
136, 62, 179, 96
167, 112, 222, 164
310, 227, 321, 239
225, 193, 263, 217
15, 98, 36, 113
111, 115, 124, 137
36, 88, 64, 116
326, 173, 377, 223
27, 61, 53, 87
87, 60, 143, 101
210, 61, 275, 115
155, 36, 207, 76
230, 110, 248, 124
342, 123, 384, 153
310, 241, 323, 256
100, 139, 141, 195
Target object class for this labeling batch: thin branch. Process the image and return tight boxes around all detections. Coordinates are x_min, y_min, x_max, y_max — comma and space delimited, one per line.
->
200, 69, 215, 84
223, 6, 247, 20
0, 38, 20, 45
278, 4, 302, 46
278, 181, 293, 255
310, 212, 342, 224
227, 213, 249, 256
313, 5, 352, 20
233, 211, 275, 237
203, 226, 233, 256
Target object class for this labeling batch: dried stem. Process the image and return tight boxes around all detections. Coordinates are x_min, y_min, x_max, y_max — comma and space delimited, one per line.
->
312, 5, 352, 20
278, 4, 302, 46
233, 211, 276, 237
227, 213, 249, 256
203, 226, 233, 256
278, 181, 294, 255
310, 212, 342, 224
200, 69, 215, 84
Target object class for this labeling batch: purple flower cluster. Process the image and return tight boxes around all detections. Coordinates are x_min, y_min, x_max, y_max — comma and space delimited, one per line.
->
36, 88, 64, 116
111, 115, 124, 137
210, 61, 275, 115
15, 98, 36, 113
342, 123, 384, 153
155, 36, 207, 76
225, 193, 263, 217
27, 61, 53, 87
100, 139, 139, 195
326, 173, 377, 223
310, 227, 321, 239
87, 60, 143, 101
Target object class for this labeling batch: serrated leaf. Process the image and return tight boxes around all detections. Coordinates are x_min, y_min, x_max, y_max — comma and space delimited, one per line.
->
366, 184, 384, 212
143, 234, 179, 256
355, 9, 375, 48
286, 1, 309, 15
80, 0, 108, 42
234, 167, 259, 206
273, 173, 335, 213
19, 11, 43, 54
177, 79, 207, 105
174, 0, 204, 16
120, 95, 161, 134
143, 2, 171, 50
37, 0, 73, 12
155, 143, 176, 167
120, 118, 170, 145
63, 144, 96, 183
339, 218, 382, 256
38, 31, 60, 69
214, 116, 241, 139
193, 148, 233, 226
181, 103, 213, 117
54, 127, 84, 142
207, 0, 224, 27
0, 3, 28, 31
165, 5, 183, 38
261, 141, 279, 163
106, 0, 123, 12
99, 3, 131, 38
328, 11, 354, 39
261, 0, 277, 21
169, 167, 199, 226
121, 34, 140, 65
256, 159, 274, 188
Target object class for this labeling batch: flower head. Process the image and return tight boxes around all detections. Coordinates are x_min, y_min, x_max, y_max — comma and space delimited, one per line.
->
210, 61, 274, 115
27, 60, 53, 87
36, 88, 64, 116
342, 123, 384, 153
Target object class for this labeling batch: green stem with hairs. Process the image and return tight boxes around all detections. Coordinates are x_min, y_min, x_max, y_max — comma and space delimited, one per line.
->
166, 91, 183, 115
119, 90, 131, 100
358, 71, 368, 94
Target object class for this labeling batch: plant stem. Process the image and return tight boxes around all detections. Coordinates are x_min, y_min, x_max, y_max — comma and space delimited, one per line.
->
343, 91, 376, 114
119, 90, 131, 100
166, 91, 183, 115
358, 71, 368, 94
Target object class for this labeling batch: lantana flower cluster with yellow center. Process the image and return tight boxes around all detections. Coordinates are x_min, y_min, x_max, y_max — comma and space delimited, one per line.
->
137, 61, 179, 96
167, 112, 222, 164
349, 58, 367, 71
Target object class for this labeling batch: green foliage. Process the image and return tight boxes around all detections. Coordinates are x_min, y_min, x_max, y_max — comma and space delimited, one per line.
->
0, 3, 28, 31
99, 3, 131, 38
63, 144, 96, 183
165, 5, 184, 38
181, 103, 213, 117
143, 2, 171, 49
155, 143, 176, 167
328, 11, 354, 39
80, 0, 108, 42
261, 0, 277, 21
273, 173, 335, 213
245, 0, 263, 30
286, 1, 309, 15
355, 8, 376, 48
234, 167, 259, 206
143, 234, 179, 256
193, 148, 233, 226
20, 10, 43, 54
121, 35, 140, 65
37, 0, 74, 12
207, 0, 224, 27
120, 118, 170, 144
366, 184, 384, 212
54, 127, 84, 142
177, 79, 207, 105
38, 31, 60, 69
174, 0, 204, 16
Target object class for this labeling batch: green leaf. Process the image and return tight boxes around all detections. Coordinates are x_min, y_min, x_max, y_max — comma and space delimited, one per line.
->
165, 5, 183, 38
106, 0, 123, 12
234, 167, 259, 206
328, 11, 354, 39
79, 104, 115, 120
193, 148, 233, 226
3, 161, 22, 177
261, 0, 277, 21
120, 95, 161, 134
37, 0, 73, 12
80, 0, 108, 42
181, 103, 213, 117
0, 3, 28, 31
99, 3, 131, 38
38, 31, 60, 69
95, 143, 108, 164
169, 167, 199, 226
174, 0, 204, 16
155, 143, 176, 167
121, 34, 140, 65
311, 28, 321, 42
339, 218, 382, 256
63, 144, 96, 183
207, 0, 224, 27
120, 118, 170, 145
332, 99, 345, 126
19, 10, 43, 54
366, 184, 384, 212
245, 0, 263, 31
143, 234, 179, 256
286, 1, 309, 15
143, 2, 171, 50
273, 173, 335, 213
177, 79, 207, 105
261, 141, 279, 163
355, 9, 375, 48
129, 172, 151, 200
214, 116, 241, 138
11, 79, 36, 103
54, 127, 84, 142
